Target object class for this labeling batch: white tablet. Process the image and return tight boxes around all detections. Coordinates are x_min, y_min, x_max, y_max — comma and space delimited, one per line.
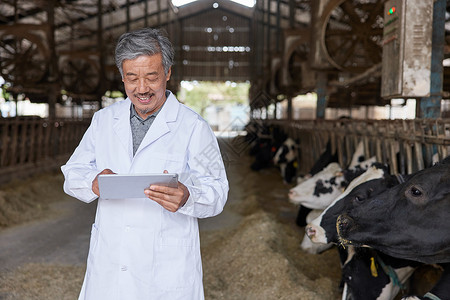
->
98, 173, 178, 199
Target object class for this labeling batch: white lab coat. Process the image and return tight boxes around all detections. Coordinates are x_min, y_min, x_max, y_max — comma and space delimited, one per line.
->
61, 92, 229, 300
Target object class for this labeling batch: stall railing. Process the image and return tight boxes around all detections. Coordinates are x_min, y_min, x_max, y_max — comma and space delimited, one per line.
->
265, 118, 450, 175
0, 117, 90, 185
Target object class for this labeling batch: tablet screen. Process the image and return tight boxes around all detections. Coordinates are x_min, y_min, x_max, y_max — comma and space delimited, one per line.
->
98, 173, 178, 199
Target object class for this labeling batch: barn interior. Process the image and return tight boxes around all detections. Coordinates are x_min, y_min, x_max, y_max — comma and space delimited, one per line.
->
0, 0, 449, 299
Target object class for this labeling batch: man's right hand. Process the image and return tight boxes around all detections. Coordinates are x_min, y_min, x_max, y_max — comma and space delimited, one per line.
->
92, 169, 115, 196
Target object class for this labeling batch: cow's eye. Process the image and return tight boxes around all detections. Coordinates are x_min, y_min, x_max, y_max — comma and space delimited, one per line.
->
354, 196, 362, 202
405, 185, 427, 205
410, 186, 422, 196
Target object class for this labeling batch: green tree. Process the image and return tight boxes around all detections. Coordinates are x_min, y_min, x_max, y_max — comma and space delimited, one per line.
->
177, 81, 249, 117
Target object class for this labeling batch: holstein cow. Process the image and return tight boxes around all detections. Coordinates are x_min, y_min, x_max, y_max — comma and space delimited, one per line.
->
244, 121, 285, 170
289, 156, 377, 210
289, 142, 376, 254
294, 139, 338, 227
299, 209, 334, 254
340, 246, 419, 300
289, 162, 343, 253
289, 162, 343, 208
306, 165, 419, 299
337, 157, 450, 264
306, 164, 401, 245
289, 140, 373, 209
273, 137, 299, 184
337, 157, 450, 300
288, 162, 344, 254
293, 157, 377, 254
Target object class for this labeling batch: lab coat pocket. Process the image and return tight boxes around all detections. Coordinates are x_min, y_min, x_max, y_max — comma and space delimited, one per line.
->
153, 243, 197, 290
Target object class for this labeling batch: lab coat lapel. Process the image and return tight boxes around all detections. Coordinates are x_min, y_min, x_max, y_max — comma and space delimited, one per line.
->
135, 92, 179, 154
112, 99, 134, 161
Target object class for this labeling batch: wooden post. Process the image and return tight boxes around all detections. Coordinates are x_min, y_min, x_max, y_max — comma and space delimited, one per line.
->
29, 120, 37, 163
10, 120, 19, 166
1, 121, 9, 166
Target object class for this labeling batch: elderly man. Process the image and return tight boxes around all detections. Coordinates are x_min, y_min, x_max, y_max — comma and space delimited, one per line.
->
61, 28, 229, 300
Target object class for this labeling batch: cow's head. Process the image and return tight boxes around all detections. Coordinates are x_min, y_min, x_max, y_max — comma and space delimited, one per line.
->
306, 165, 390, 244
273, 138, 299, 184
273, 138, 298, 164
337, 159, 450, 264
288, 162, 344, 209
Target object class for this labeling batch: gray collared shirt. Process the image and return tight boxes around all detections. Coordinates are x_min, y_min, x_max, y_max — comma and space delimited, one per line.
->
130, 103, 161, 156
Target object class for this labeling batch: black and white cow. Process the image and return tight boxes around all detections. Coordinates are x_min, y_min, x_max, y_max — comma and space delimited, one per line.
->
340, 246, 418, 300
289, 162, 343, 208
289, 142, 377, 254
273, 137, 299, 184
294, 139, 338, 227
306, 164, 400, 245
336, 157, 450, 300
296, 161, 381, 254
290, 162, 344, 254
246, 123, 287, 171
289, 156, 377, 210
337, 156, 450, 264
289, 141, 375, 209
305, 165, 419, 299
299, 209, 334, 254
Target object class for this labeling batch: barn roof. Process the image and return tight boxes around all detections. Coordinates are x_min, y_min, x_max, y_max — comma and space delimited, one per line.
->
0, 0, 449, 110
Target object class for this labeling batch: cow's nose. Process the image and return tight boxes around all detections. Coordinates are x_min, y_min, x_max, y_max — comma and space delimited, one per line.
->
305, 225, 316, 239
337, 214, 354, 237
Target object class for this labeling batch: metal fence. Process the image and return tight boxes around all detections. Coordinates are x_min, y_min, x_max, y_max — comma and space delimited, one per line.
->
0, 117, 90, 185
266, 118, 450, 175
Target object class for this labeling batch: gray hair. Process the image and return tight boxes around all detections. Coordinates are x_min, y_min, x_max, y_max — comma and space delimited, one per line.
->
115, 28, 174, 77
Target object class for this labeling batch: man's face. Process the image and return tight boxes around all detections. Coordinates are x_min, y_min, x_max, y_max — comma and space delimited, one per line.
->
122, 54, 171, 119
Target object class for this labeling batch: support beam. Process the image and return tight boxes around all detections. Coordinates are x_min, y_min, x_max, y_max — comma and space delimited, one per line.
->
287, 97, 293, 120
46, 0, 58, 120
144, 0, 148, 27
13, 0, 18, 22
276, 0, 281, 52
157, 0, 161, 26
419, 0, 445, 118
126, 0, 131, 32
266, 0, 270, 54
97, 0, 105, 109
289, 0, 295, 27
316, 72, 327, 119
